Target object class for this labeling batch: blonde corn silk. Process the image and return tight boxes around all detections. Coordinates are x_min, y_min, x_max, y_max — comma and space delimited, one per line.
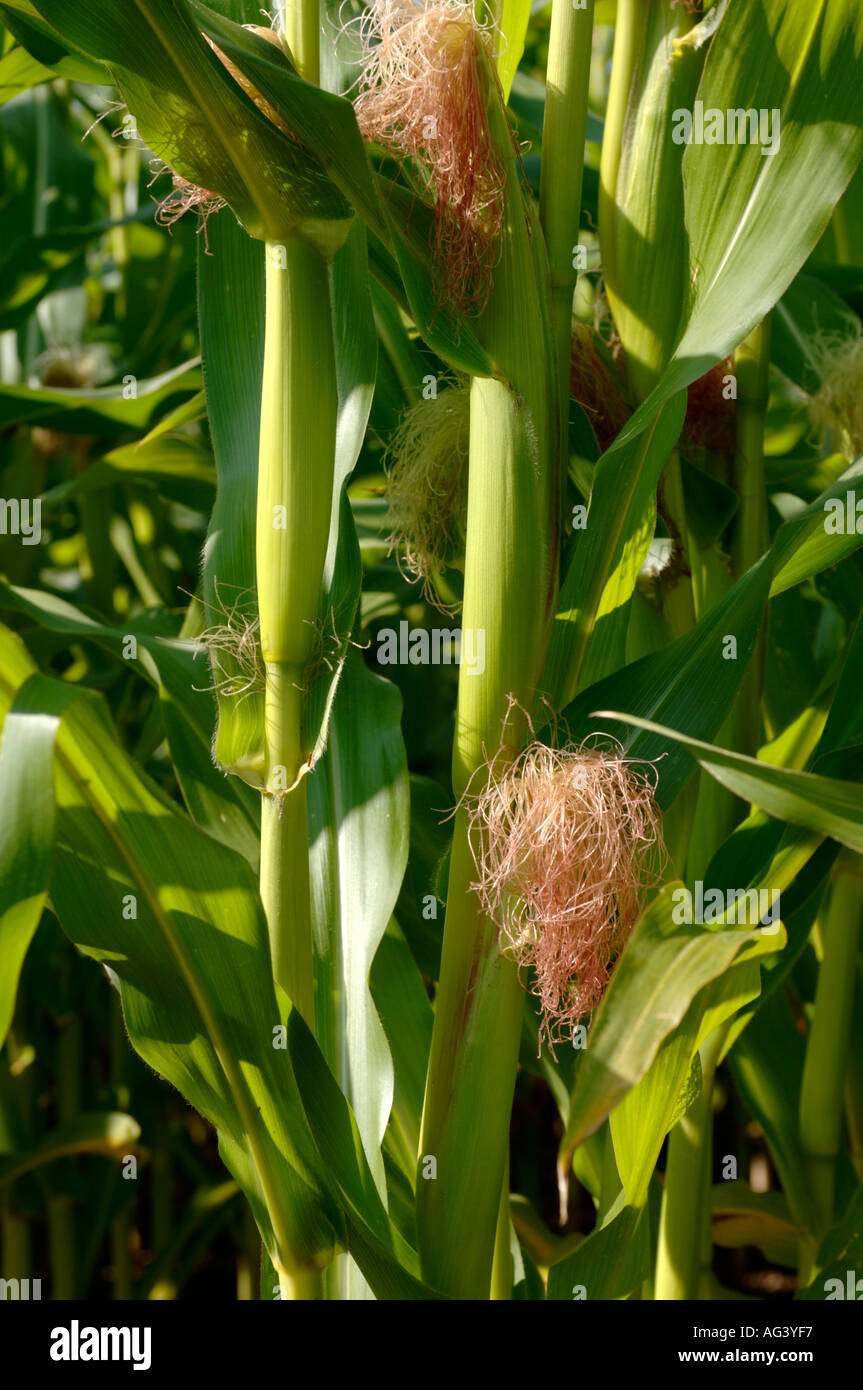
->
465, 738, 665, 1051
353, 0, 505, 315
807, 328, 863, 461
194, 583, 263, 700
152, 169, 227, 252
384, 378, 470, 602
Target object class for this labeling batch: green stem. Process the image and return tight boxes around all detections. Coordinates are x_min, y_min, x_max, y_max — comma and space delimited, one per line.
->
416, 46, 558, 1302
152, 1124, 172, 1260
655, 1027, 724, 1301
85, 110, 132, 320
259, 670, 314, 1027
278, 1264, 324, 1300
48, 1009, 81, 1300
798, 851, 863, 1275
540, 0, 595, 444
657, 828, 824, 1296
25, 83, 49, 376
1, 1209, 31, 1284
417, 817, 524, 1297
844, 1026, 863, 1182
732, 315, 771, 758
281, 0, 320, 84
257, 235, 337, 1029
81, 488, 117, 613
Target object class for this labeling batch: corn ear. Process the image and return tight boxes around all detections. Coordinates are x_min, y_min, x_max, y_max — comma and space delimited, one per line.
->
417, 45, 560, 1298
453, 64, 560, 792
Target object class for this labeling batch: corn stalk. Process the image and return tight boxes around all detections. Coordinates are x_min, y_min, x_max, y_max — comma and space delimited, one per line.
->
416, 46, 560, 1299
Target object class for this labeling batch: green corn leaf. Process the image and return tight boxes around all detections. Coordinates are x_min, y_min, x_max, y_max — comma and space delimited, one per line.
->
559, 554, 773, 809
0, 43, 54, 104
710, 1183, 798, 1269
0, 1112, 141, 1187
39, 433, 215, 513
729, 990, 814, 1234
611, 945, 776, 1213
546, 1194, 650, 1301
0, 359, 201, 433
370, 918, 434, 1186
308, 652, 410, 1298
197, 212, 264, 785
198, 212, 375, 788
0, 635, 342, 1278
559, 885, 785, 1160
192, 6, 494, 376
599, 713, 863, 854
559, 453, 863, 806
287, 1011, 448, 1300
601, 1, 704, 399
0, 581, 260, 861
619, 0, 863, 445
770, 455, 863, 597
495, 0, 531, 101
0, 676, 57, 1049
31, 0, 352, 252
190, 1, 379, 237
0, 3, 109, 85
541, 392, 686, 710
303, 218, 377, 776
797, 1178, 863, 1299
610, 1018, 703, 1210
772, 272, 861, 396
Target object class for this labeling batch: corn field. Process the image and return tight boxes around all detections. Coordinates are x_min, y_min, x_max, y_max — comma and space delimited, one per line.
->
2, 0, 863, 1321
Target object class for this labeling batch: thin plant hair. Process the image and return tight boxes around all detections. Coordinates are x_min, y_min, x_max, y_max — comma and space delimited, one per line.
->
460, 698, 666, 1053
350, 0, 508, 316
384, 375, 470, 609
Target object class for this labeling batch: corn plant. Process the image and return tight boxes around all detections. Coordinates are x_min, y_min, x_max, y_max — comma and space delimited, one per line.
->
2, 0, 863, 1304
